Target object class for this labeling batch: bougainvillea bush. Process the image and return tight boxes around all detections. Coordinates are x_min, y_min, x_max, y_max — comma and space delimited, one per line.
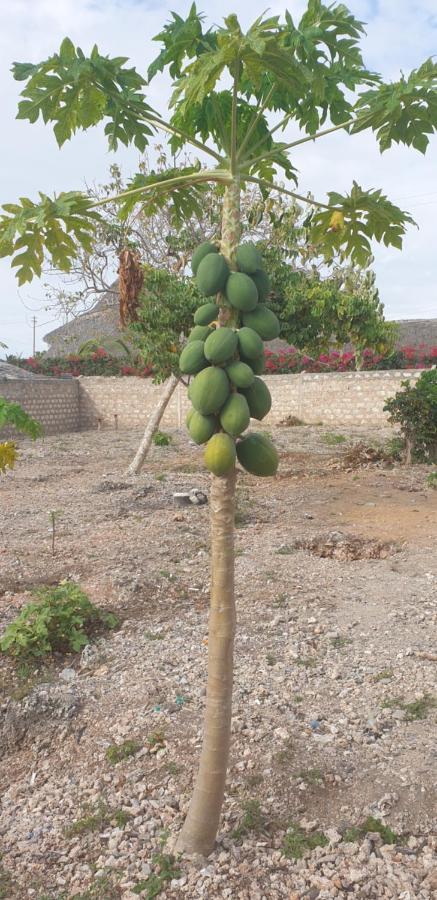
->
6, 345, 437, 379
264, 345, 437, 374
6, 350, 152, 378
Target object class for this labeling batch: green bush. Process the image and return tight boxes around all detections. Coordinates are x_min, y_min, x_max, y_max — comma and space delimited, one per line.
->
384, 369, 437, 463
0, 581, 117, 658
153, 431, 172, 447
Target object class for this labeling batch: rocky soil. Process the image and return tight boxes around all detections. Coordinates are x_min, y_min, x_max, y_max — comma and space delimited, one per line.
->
0, 424, 436, 899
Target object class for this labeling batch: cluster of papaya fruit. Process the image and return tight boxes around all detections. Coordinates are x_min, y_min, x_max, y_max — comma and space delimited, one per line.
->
179, 240, 280, 478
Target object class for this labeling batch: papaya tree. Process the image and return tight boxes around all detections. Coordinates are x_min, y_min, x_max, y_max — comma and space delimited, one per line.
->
1, 3, 436, 856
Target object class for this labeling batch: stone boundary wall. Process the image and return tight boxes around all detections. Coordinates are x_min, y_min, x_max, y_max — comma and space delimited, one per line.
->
0, 378, 80, 438
78, 370, 422, 429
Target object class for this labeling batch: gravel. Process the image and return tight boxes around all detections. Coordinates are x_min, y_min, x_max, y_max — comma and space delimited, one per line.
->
0, 425, 436, 898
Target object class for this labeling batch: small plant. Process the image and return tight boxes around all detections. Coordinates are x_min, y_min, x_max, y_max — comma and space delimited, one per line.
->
330, 636, 352, 649
66, 799, 131, 837
343, 816, 398, 844
144, 630, 165, 641
70, 873, 122, 900
49, 509, 61, 555
321, 432, 347, 445
296, 656, 318, 668
282, 823, 328, 859
382, 693, 436, 720
231, 799, 267, 841
372, 669, 394, 682
166, 761, 181, 776
403, 694, 436, 721
148, 730, 166, 750
106, 739, 141, 765
274, 736, 294, 766
132, 832, 181, 898
275, 545, 294, 555
385, 435, 405, 461
0, 581, 117, 659
153, 431, 171, 447
426, 471, 437, 489
298, 768, 323, 786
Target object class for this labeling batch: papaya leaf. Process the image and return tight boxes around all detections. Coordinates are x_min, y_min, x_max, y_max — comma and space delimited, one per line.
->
117, 166, 211, 225
0, 192, 101, 284
309, 182, 416, 266
13, 39, 156, 151
352, 59, 437, 153
0, 398, 43, 439
147, 4, 216, 82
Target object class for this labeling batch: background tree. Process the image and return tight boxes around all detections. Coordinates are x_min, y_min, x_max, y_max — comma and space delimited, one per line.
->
1, 3, 436, 856
125, 268, 202, 474
384, 369, 437, 464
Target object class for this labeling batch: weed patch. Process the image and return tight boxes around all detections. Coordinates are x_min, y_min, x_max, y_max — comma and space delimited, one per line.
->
65, 799, 131, 837
282, 823, 328, 859
133, 833, 180, 898
153, 431, 172, 447
343, 816, 398, 845
321, 432, 347, 446
232, 799, 267, 841
106, 740, 141, 765
0, 581, 117, 659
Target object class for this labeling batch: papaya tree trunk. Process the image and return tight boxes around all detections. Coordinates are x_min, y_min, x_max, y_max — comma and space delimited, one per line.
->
176, 179, 240, 855
125, 373, 179, 475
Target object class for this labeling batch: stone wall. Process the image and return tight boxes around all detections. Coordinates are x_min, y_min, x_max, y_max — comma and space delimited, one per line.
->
78, 370, 421, 429
0, 378, 80, 438
1, 370, 422, 439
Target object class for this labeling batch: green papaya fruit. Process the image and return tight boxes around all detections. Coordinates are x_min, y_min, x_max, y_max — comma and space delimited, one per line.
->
236, 242, 262, 275
189, 366, 230, 415
204, 433, 236, 476
242, 305, 280, 341
179, 340, 208, 375
196, 253, 229, 296
225, 272, 258, 312
188, 411, 217, 444
236, 432, 278, 477
204, 327, 238, 365
241, 377, 272, 420
238, 327, 264, 360
194, 302, 219, 326
250, 269, 271, 302
226, 361, 255, 389
187, 325, 213, 343
191, 242, 218, 275
219, 393, 251, 437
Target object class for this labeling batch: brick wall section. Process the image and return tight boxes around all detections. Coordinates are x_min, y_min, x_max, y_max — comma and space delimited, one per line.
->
78, 369, 422, 429
0, 378, 80, 438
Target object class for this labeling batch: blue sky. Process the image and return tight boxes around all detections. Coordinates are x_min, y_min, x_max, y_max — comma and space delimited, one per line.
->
0, 0, 436, 355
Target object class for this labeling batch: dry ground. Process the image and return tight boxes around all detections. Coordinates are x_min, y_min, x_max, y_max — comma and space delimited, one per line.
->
0, 424, 436, 899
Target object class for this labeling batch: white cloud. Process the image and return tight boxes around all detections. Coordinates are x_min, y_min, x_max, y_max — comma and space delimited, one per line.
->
0, 0, 436, 354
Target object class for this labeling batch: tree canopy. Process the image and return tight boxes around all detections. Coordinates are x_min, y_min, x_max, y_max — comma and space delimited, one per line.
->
1, 3, 436, 285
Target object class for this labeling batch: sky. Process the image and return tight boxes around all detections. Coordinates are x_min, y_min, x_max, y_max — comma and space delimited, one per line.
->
0, 0, 436, 355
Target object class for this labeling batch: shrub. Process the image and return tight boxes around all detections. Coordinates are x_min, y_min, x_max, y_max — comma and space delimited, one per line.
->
384, 369, 437, 463
153, 431, 172, 447
6, 351, 153, 379
0, 581, 117, 658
